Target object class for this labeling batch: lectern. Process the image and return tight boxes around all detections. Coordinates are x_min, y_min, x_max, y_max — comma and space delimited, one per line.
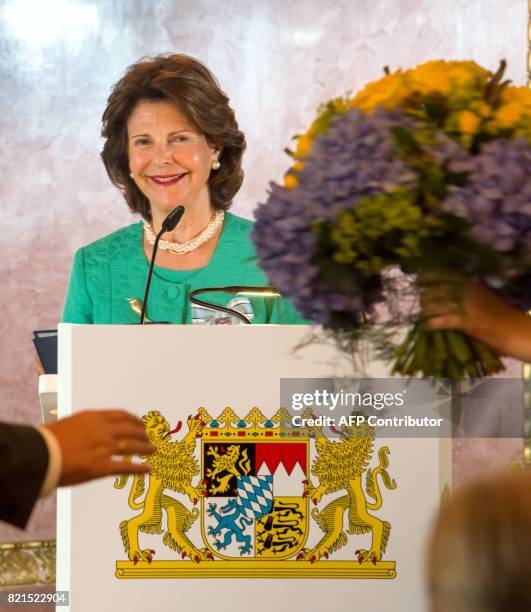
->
57, 324, 450, 612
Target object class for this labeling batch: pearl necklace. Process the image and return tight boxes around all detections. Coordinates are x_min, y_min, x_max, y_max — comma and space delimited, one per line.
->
143, 210, 224, 255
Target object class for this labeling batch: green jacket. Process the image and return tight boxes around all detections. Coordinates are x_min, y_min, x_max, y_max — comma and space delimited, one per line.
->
62, 212, 307, 325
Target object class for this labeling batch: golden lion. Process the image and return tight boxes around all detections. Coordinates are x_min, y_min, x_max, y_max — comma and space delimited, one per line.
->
299, 410, 397, 564
114, 410, 212, 564
205, 445, 251, 494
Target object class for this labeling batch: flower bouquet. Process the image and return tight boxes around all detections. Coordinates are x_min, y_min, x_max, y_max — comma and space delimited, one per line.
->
253, 60, 531, 378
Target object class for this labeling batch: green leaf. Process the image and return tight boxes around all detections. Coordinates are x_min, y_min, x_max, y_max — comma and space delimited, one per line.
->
391, 125, 423, 155
420, 163, 447, 199
422, 93, 449, 126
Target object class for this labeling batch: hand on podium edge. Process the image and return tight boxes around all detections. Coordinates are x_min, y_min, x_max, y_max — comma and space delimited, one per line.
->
43, 410, 155, 486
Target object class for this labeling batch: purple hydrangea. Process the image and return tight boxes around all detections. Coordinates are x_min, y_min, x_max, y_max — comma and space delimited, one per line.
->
443, 138, 531, 252
252, 108, 416, 324
442, 138, 531, 308
428, 134, 471, 167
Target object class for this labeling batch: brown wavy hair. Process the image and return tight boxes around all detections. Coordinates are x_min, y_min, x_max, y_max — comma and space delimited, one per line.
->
101, 54, 246, 221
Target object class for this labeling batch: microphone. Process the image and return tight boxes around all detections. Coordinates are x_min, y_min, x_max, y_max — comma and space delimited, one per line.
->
140, 205, 185, 324
162, 205, 186, 232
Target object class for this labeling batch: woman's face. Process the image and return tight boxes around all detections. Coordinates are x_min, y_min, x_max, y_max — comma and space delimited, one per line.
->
127, 99, 218, 217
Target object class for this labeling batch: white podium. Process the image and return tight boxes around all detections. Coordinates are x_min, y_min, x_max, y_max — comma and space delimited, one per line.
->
57, 324, 450, 612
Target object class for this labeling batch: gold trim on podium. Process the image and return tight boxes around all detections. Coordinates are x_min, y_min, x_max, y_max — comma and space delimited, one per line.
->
115, 559, 396, 579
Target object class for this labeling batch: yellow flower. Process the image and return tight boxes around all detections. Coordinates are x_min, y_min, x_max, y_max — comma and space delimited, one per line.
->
458, 110, 481, 134
284, 173, 299, 190
445, 60, 489, 86
471, 101, 492, 118
499, 86, 531, 107
493, 103, 525, 128
350, 70, 412, 113
408, 60, 452, 95
408, 60, 489, 97
328, 97, 351, 115
491, 86, 531, 129
295, 134, 313, 158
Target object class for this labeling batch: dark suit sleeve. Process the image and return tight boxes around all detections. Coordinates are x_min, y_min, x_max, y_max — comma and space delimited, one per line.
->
0, 423, 49, 528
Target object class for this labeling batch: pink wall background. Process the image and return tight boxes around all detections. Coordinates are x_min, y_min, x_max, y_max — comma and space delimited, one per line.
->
0, 0, 526, 542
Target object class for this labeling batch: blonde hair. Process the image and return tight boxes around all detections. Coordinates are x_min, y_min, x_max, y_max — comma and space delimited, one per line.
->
427, 470, 531, 612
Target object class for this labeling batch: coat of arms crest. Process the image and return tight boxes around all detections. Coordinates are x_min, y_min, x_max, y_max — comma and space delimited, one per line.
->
115, 406, 397, 578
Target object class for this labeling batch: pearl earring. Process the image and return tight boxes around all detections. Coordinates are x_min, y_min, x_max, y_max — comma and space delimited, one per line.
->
129, 172, 134, 178
211, 160, 221, 171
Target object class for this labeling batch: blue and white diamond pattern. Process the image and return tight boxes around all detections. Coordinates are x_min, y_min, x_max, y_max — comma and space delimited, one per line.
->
236, 475, 273, 520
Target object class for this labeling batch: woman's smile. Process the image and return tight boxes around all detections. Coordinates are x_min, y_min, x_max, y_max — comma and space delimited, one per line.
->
148, 173, 188, 187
